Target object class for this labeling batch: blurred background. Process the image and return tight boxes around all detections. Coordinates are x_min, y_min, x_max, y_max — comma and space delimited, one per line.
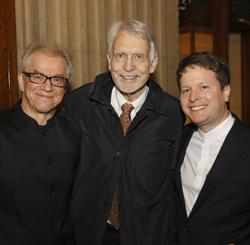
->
1, 0, 250, 125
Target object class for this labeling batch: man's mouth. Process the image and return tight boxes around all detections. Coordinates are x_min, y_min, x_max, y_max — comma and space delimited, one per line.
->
119, 73, 138, 80
190, 105, 206, 111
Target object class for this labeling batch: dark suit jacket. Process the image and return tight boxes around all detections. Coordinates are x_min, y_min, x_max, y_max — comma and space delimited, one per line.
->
63, 72, 184, 245
173, 115, 250, 245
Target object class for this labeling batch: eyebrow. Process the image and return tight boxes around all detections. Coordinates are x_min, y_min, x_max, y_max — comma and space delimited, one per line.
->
26, 70, 66, 78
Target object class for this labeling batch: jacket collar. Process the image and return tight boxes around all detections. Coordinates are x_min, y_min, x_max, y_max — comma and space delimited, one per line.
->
89, 71, 171, 115
89, 72, 114, 106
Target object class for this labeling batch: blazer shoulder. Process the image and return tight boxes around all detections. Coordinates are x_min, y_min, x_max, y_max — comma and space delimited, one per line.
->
149, 82, 183, 118
65, 72, 111, 102
68, 82, 93, 98
229, 117, 250, 142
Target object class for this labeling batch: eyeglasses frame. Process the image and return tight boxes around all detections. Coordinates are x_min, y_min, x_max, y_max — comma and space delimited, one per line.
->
22, 71, 68, 88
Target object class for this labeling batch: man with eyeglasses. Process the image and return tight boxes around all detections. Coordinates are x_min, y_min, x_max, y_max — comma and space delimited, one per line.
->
0, 44, 80, 245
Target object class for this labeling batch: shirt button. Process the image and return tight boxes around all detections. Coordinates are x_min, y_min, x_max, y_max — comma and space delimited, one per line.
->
49, 188, 55, 195
47, 157, 53, 165
115, 152, 124, 159
49, 221, 55, 228
42, 129, 47, 136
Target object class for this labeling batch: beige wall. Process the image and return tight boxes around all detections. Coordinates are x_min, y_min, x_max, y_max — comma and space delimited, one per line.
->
229, 33, 241, 119
15, 0, 180, 96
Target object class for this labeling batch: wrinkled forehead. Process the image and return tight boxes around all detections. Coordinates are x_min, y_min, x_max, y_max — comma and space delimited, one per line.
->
112, 31, 150, 55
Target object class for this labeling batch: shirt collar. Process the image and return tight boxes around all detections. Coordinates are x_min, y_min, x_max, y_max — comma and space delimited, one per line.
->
198, 112, 235, 140
111, 86, 149, 116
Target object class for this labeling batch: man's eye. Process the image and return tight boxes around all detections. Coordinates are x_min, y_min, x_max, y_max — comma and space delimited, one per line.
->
201, 85, 209, 90
32, 74, 44, 80
52, 77, 63, 83
115, 53, 126, 59
134, 54, 144, 61
181, 88, 190, 94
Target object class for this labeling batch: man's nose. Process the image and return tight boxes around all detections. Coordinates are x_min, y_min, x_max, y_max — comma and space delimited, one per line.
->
42, 78, 53, 91
189, 89, 201, 102
124, 56, 135, 71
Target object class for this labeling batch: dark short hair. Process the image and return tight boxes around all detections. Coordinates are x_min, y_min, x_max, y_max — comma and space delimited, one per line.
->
176, 52, 230, 91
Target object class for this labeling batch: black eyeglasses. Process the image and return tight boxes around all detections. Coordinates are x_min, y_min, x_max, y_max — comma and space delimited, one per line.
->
22, 71, 68, 88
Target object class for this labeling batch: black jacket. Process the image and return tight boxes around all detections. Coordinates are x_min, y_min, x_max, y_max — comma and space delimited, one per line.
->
64, 72, 184, 245
173, 116, 250, 245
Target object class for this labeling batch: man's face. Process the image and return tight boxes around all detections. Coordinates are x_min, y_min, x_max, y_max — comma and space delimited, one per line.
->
179, 65, 230, 132
18, 51, 68, 123
107, 30, 157, 102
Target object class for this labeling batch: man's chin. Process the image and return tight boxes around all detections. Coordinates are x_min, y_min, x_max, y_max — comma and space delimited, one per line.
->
36, 107, 55, 115
117, 84, 146, 97
119, 89, 136, 95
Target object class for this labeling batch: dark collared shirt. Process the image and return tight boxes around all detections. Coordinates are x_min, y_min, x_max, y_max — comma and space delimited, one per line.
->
0, 103, 80, 245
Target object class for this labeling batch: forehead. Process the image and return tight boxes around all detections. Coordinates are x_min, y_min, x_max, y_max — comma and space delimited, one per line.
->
25, 51, 67, 72
180, 66, 218, 85
112, 30, 149, 53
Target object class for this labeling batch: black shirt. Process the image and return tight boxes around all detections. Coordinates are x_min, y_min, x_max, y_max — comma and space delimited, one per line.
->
0, 103, 80, 245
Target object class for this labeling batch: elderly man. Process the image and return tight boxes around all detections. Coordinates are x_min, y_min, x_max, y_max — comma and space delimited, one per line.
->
173, 52, 250, 245
0, 45, 80, 245
65, 20, 184, 245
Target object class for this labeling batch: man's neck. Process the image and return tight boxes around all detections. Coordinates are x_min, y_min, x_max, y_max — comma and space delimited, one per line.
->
21, 103, 55, 126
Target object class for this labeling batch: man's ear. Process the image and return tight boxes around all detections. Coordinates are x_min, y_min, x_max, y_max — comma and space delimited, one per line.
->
18, 73, 24, 92
107, 54, 111, 70
223, 85, 230, 102
149, 56, 158, 73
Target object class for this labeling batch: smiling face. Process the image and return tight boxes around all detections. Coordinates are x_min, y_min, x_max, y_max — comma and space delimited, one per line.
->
107, 30, 157, 102
180, 65, 230, 132
18, 50, 68, 125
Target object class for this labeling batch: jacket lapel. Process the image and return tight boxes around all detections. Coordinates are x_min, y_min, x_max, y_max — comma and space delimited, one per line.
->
85, 73, 119, 158
127, 89, 153, 134
175, 125, 196, 215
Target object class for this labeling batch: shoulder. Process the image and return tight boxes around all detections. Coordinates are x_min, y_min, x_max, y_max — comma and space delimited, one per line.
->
63, 81, 94, 113
0, 105, 17, 124
148, 80, 184, 120
230, 115, 250, 138
0, 105, 21, 137
65, 72, 111, 102
149, 79, 180, 106
54, 113, 81, 139
0, 111, 8, 127
66, 82, 93, 101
